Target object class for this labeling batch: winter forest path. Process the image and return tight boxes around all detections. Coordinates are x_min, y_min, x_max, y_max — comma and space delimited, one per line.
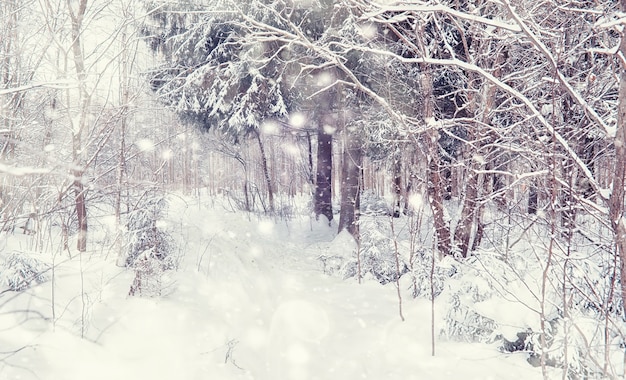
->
138, 196, 541, 380
1, 196, 543, 380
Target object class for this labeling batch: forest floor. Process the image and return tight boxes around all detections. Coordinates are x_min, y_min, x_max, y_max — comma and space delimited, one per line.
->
0, 194, 545, 379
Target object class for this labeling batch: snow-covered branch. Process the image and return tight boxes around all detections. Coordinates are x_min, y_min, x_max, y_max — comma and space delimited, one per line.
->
502, 0, 615, 138
0, 163, 54, 177
364, 2, 522, 32
327, 39, 605, 199
0, 81, 74, 95
234, 4, 418, 129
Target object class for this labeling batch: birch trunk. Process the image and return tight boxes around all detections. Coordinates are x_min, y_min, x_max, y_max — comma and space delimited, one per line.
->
67, 0, 89, 252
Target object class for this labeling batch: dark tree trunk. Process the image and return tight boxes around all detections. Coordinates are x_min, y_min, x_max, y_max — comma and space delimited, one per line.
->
253, 129, 274, 214
404, 150, 417, 214
392, 158, 402, 218
528, 182, 538, 214
306, 130, 314, 185
491, 162, 506, 210
338, 129, 362, 239
314, 123, 333, 223
68, 0, 89, 253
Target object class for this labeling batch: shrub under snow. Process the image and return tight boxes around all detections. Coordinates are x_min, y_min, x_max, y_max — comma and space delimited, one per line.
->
124, 196, 176, 297
429, 245, 626, 378
0, 252, 48, 291
342, 215, 408, 284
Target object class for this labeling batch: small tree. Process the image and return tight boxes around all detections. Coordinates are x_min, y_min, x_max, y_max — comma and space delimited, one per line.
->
125, 194, 175, 297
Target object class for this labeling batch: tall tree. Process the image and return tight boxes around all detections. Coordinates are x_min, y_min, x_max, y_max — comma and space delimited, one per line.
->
142, 0, 389, 234
610, 0, 626, 318
66, 0, 90, 252
143, 0, 310, 214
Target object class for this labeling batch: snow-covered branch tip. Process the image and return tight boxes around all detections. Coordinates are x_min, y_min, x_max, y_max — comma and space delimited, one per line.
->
0, 81, 74, 95
0, 163, 53, 177
365, 2, 522, 33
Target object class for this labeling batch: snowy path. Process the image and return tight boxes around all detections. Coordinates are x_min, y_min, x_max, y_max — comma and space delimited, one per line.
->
0, 199, 543, 379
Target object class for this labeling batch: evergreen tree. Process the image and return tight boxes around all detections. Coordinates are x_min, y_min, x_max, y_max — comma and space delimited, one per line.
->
142, 0, 329, 215
142, 0, 410, 236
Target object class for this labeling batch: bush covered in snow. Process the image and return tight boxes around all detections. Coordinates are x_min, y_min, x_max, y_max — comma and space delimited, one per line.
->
124, 196, 176, 297
0, 252, 48, 291
342, 215, 408, 284
124, 196, 175, 270
437, 255, 504, 343
360, 190, 392, 216
425, 242, 626, 378
406, 249, 456, 300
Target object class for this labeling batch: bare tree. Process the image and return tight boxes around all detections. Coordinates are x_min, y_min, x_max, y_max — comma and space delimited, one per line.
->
65, 0, 90, 252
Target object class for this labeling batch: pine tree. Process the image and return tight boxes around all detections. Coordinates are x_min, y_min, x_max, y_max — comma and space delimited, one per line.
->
143, 0, 379, 232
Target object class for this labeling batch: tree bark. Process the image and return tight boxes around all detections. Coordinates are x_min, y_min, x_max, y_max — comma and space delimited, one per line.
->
73, 177, 88, 252
426, 142, 451, 257
68, 0, 89, 252
115, 11, 131, 266
253, 129, 274, 214
412, 20, 452, 257
306, 130, 314, 185
420, 72, 451, 256
314, 122, 333, 223
392, 157, 402, 217
528, 181, 539, 214
453, 168, 479, 258
610, 0, 626, 319
453, 24, 503, 257
338, 128, 362, 239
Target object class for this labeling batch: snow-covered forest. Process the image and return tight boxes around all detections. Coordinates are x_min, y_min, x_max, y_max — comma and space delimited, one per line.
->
2, 0, 626, 378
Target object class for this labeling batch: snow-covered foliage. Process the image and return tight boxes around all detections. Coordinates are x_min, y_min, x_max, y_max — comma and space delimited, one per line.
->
125, 196, 175, 269
408, 249, 456, 300
333, 191, 408, 284
5, 0, 626, 378
0, 252, 48, 291
0, 196, 548, 379
124, 195, 176, 296
343, 214, 408, 284
143, 0, 304, 138
360, 189, 391, 216
414, 226, 626, 378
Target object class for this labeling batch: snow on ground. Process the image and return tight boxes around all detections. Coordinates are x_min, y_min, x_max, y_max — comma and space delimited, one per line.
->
0, 195, 543, 380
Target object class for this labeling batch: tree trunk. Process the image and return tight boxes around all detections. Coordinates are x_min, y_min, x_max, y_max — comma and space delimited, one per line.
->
306, 130, 314, 185
404, 150, 418, 214
413, 22, 452, 257
453, 168, 479, 258
420, 78, 451, 255
314, 122, 333, 223
74, 175, 88, 252
68, 0, 89, 252
115, 14, 131, 266
528, 181, 538, 214
253, 129, 274, 214
454, 31, 503, 257
392, 157, 402, 218
338, 128, 362, 239
610, 0, 626, 319
426, 145, 452, 257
